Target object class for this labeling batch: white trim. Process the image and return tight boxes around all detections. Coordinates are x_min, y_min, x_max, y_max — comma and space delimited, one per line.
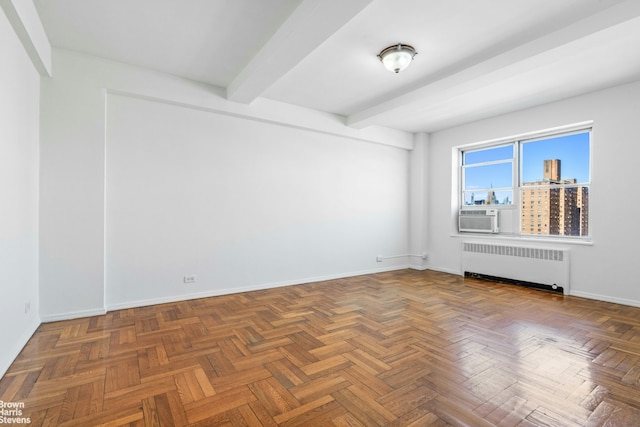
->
426, 265, 462, 276
103, 89, 109, 315
105, 266, 409, 312
457, 121, 594, 151
432, 265, 640, 309
377, 254, 425, 261
449, 233, 593, 246
570, 290, 640, 309
40, 307, 107, 323
0, 317, 40, 378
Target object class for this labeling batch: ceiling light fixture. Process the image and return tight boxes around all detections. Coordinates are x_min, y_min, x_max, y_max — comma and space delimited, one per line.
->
378, 44, 417, 73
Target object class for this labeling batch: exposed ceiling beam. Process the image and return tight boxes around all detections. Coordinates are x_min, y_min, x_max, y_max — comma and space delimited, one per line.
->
1, 0, 51, 76
346, 0, 640, 130
226, 0, 372, 104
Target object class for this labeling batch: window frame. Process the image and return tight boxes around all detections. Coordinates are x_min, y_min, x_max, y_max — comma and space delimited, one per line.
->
461, 143, 515, 207
457, 123, 592, 240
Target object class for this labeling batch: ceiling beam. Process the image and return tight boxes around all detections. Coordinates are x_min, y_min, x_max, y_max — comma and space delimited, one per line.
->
346, 0, 640, 130
226, 0, 372, 104
0, 0, 51, 76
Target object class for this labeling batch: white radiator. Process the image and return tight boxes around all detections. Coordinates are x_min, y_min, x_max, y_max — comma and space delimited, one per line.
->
461, 241, 570, 294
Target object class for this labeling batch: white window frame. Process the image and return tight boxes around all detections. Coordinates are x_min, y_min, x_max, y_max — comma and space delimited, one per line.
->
457, 122, 592, 240
461, 143, 515, 207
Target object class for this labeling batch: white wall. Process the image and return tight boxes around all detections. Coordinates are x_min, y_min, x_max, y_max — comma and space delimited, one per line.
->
40, 49, 413, 319
0, 10, 40, 377
408, 133, 429, 269
105, 94, 408, 309
427, 80, 640, 306
39, 54, 107, 320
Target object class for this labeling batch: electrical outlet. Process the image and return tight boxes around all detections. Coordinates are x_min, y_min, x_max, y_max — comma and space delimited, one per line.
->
421, 253, 428, 260
24, 302, 31, 314
183, 275, 197, 284
376, 255, 383, 262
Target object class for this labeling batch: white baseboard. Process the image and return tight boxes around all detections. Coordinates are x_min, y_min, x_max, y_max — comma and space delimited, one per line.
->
40, 307, 107, 323
569, 290, 640, 309
426, 265, 462, 276
43, 267, 640, 325
0, 317, 40, 379
105, 265, 411, 311
428, 264, 640, 309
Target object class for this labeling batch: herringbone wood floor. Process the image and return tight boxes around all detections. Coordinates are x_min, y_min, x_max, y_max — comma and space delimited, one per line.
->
2, 270, 640, 426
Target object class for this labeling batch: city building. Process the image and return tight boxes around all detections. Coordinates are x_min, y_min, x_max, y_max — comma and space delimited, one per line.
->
520, 159, 589, 236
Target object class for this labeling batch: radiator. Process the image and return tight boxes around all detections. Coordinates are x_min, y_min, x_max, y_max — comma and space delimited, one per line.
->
461, 241, 570, 294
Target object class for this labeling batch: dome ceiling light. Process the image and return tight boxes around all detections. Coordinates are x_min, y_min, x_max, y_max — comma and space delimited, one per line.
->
378, 44, 417, 73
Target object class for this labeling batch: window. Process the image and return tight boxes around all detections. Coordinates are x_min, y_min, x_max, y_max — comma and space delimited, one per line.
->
460, 126, 591, 238
461, 145, 513, 206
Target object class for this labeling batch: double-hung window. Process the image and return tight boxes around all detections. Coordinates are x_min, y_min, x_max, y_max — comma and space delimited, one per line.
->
460, 125, 591, 238
461, 145, 514, 207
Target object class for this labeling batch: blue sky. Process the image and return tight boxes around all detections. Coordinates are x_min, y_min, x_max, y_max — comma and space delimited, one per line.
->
521, 132, 590, 183
464, 131, 590, 191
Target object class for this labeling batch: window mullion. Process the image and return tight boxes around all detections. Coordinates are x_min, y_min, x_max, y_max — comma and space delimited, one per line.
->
459, 128, 590, 238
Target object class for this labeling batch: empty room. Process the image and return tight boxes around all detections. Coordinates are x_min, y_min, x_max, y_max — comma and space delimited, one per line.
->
2, 0, 640, 425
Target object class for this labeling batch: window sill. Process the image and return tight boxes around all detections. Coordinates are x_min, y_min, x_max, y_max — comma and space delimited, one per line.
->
450, 233, 593, 246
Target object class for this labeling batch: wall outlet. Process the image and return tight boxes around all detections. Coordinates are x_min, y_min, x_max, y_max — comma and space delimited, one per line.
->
421, 253, 428, 260
376, 255, 383, 262
24, 302, 31, 314
183, 275, 197, 284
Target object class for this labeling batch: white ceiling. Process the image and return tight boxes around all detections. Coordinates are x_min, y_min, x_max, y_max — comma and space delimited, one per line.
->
34, 0, 640, 133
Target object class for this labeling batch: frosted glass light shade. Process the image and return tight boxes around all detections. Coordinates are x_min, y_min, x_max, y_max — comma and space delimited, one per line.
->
378, 44, 417, 73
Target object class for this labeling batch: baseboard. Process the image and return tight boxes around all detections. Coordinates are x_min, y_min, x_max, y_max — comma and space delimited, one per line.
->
442, 266, 640, 308
106, 265, 411, 311
46, 267, 640, 324
426, 265, 462, 276
40, 307, 107, 323
569, 290, 640, 309
0, 317, 40, 379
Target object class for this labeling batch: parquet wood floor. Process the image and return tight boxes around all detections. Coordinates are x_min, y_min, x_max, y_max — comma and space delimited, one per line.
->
3, 270, 640, 426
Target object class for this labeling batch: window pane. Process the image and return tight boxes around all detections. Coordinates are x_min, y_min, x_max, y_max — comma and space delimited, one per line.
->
520, 131, 590, 237
464, 145, 513, 165
521, 132, 590, 184
464, 162, 512, 190
463, 190, 512, 206
520, 185, 589, 236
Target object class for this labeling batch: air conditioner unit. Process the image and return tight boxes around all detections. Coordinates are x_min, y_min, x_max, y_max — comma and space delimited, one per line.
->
459, 209, 499, 233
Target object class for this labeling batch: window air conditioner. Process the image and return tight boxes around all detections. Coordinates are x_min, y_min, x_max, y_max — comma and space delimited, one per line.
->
459, 209, 499, 233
